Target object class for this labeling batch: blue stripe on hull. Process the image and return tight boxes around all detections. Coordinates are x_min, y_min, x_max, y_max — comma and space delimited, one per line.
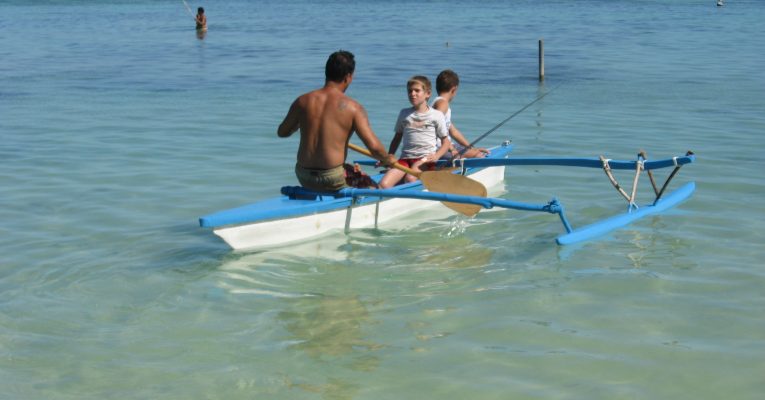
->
199, 195, 353, 228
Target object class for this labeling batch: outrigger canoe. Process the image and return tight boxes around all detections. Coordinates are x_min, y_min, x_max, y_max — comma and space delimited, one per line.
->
199, 141, 695, 251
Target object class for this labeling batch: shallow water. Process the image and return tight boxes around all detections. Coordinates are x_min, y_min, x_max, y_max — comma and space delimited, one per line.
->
1, 0, 764, 399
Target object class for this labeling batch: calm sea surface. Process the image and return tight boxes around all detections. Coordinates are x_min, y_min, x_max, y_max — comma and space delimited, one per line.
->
2, 0, 764, 398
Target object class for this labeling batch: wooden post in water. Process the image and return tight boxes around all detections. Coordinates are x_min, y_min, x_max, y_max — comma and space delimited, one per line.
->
538, 38, 545, 81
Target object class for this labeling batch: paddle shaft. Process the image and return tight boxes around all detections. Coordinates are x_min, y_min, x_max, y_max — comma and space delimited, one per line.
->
347, 143, 420, 177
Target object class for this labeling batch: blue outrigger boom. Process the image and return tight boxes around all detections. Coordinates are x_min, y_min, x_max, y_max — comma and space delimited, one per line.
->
434, 154, 695, 170
328, 150, 696, 245
357, 154, 694, 171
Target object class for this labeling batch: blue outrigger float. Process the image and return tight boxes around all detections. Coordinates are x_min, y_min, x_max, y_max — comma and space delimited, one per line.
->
200, 141, 695, 250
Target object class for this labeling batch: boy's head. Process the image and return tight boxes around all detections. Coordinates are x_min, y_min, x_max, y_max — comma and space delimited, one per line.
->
406, 75, 432, 106
436, 69, 459, 94
325, 50, 355, 83
407, 75, 432, 96
198, 7, 204, 14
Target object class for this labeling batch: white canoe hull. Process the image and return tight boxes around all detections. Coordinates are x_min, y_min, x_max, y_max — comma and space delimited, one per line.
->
213, 165, 506, 251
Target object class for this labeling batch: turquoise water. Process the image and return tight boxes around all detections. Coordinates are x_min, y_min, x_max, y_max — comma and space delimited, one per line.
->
2, 0, 764, 398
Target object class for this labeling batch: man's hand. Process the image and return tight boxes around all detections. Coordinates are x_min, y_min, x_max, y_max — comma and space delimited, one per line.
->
375, 154, 397, 168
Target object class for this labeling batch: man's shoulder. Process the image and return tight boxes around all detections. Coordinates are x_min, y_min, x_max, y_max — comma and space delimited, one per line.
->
295, 90, 317, 106
336, 94, 365, 115
337, 93, 360, 105
298, 88, 352, 108
300, 88, 326, 100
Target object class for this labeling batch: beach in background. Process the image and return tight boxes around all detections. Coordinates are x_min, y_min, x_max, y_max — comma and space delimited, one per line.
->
1, 1, 764, 398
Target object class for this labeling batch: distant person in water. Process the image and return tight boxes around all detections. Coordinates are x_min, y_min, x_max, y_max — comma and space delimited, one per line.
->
195, 7, 207, 31
278, 50, 396, 191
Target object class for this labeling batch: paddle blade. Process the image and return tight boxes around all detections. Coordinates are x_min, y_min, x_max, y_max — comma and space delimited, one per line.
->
420, 171, 487, 217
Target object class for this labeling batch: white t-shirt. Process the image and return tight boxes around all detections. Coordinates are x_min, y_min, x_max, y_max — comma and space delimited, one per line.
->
432, 96, 467, 152
394, 106, 448, 159
432, 96, 452, 130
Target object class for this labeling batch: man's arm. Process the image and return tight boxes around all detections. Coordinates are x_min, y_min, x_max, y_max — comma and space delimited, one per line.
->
353, 104, 396, 166
277, 99, 300, 138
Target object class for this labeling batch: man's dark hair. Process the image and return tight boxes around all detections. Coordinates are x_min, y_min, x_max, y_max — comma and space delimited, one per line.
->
436, 69, 460, 94
325, 50, 355, 83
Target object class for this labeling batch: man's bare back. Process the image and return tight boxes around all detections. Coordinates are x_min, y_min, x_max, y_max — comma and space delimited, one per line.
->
278, 51, 394, 187
278, 86, 359, 169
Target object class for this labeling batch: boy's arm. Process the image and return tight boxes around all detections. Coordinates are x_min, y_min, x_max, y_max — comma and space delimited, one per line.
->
432, 136, 451, 160
448, 124, 470, 147
451, 124, 488, 154
433, 99, 487, 154
428, 110, 451, 160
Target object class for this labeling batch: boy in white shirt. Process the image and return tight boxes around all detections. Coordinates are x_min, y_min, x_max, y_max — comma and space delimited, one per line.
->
432, 69, 488, 159
379, 76, 451, 188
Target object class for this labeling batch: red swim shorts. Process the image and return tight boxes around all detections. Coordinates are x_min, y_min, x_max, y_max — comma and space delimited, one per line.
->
397, 158, 436, 171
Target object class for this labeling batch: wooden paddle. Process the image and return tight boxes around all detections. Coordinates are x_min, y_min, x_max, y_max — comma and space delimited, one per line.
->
347, 143, 487, 217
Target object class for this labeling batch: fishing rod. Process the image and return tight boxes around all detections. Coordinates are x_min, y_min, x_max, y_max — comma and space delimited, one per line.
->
458, 82, 563, 156
182, 0, 194, 18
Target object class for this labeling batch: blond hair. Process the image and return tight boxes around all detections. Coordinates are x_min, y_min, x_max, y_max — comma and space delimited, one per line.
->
407, 75, 432, 95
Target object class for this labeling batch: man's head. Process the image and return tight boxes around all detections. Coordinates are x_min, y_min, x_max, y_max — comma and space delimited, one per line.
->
198, 7, 204, 14
436, 69, 459, 95
325, 50, 356, 83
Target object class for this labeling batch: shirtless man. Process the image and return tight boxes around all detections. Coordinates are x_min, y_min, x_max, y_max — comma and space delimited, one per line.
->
278, 50, 396, 191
